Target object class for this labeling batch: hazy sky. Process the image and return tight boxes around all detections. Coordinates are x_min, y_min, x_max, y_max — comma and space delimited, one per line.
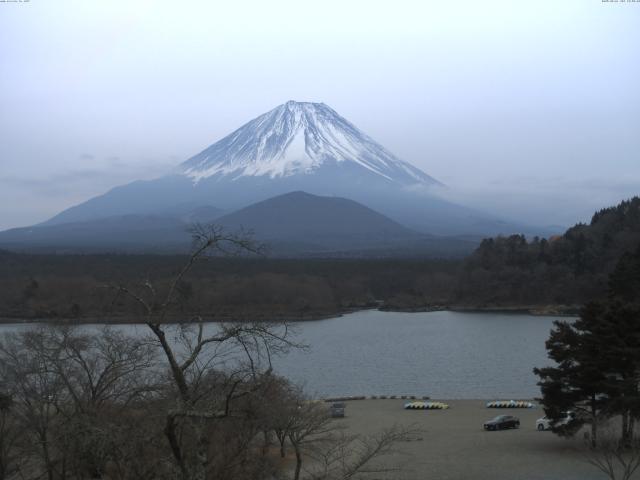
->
1, 0, 638, 230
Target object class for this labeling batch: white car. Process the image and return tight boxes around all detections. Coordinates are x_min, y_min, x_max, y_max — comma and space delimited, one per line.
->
536, 412, 574, 431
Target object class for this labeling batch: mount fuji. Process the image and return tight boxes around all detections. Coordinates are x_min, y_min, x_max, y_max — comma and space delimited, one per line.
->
44, 100, 451, 228
180, 100, 439, 187
0, 101, 552, 254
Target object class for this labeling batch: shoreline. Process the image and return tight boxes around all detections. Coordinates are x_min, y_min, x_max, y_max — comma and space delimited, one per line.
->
380, 304, 580, 316
0, 304, 579, 325
0, 308, 359, 325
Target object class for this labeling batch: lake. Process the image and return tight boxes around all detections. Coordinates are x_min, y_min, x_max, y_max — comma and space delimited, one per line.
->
0, 310, 566, 399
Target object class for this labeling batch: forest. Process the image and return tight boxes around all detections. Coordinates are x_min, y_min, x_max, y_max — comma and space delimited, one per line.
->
1, 197, 639, 322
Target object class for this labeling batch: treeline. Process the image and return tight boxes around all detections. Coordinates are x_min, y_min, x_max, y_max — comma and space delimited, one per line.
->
457, 197, 640, 307
0, 255, 459, 321
1, 197, 639, 321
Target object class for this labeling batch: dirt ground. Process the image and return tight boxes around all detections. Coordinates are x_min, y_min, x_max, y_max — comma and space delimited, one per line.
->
337, 399, 607, 480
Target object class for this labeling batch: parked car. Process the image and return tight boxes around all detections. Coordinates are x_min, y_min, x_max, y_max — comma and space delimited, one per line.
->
536, 411, 574, 431
329, 402, 346, 418
483, 415, 520, 430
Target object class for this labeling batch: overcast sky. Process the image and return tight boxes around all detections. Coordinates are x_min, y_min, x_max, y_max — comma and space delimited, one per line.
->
0, 0, 638, 230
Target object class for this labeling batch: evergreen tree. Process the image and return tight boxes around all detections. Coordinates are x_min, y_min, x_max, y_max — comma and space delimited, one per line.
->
534, 244, 640, 447
534, 310, 609, 447
608, 244, 640, 303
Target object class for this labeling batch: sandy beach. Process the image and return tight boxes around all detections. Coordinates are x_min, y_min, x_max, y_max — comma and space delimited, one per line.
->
337, 399, 604, 480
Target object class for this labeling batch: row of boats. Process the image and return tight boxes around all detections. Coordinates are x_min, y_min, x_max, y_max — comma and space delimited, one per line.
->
404, 400, 536, 410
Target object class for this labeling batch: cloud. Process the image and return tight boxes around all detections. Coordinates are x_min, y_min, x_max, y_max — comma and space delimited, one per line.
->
1, 156, 175, 191
0, 156, 178, 229
433, 175, 640, 227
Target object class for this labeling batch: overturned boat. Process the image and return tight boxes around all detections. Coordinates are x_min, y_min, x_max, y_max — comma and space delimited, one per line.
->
404, 401, 449, 410
486, 400, 535, 409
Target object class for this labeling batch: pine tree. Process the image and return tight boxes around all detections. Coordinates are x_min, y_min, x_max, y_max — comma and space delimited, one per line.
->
534, 309, 609, 447
534, 244, 640, 447
608, 245, 640, 303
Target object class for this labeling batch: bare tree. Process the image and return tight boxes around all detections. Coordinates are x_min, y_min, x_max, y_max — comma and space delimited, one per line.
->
0, 325, 159, 480
106, 405, 172, 480
0, 391, 22, 480
51, 327, 158, 479
585, 424, 640, 480
114, 225, 300, 480
287, 400, 336, 480
0, 328, 69, 480
259, 376, 301, 458
299, 422, 420, 480
278, 386, 421, 480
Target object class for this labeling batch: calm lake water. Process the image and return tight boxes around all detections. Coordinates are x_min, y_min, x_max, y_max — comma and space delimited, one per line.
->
0, 310, 566, 399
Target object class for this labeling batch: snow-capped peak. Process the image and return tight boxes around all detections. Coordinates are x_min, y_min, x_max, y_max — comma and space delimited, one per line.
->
180, 101, 439, 186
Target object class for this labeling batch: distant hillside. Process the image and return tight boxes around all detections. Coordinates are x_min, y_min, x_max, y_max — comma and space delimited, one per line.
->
0, 214, 198, 254
217, 191, 415, 240
0, 202, 225, 254
216, 191, 438, 255
454, 197, 640, 306
0, 191, 477, 257
216, 191, 478, 257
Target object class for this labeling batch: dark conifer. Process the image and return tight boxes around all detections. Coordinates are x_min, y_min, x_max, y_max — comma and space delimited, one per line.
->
534, 244, 640, 446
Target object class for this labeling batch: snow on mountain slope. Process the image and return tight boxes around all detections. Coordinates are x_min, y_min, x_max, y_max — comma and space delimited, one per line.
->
180, 101, 440, 186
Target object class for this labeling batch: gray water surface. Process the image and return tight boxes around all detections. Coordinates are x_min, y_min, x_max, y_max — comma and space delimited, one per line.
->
271, 310, 562, 399
1, 310, 565, 399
